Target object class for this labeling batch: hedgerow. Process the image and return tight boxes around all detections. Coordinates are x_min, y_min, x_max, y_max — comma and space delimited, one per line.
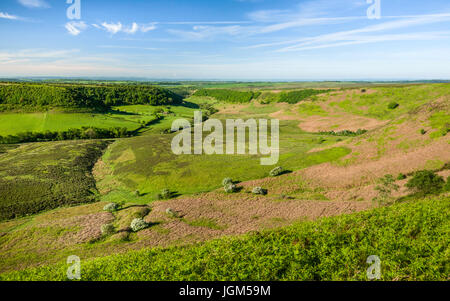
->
2, 196, 448, 280
0, 127, 132, 144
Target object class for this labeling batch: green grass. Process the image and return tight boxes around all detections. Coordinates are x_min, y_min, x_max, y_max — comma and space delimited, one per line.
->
329, 84, 450, 120
0, 140, 109, 220
297, 103, 328, 116
429, 111, 450, 139
0, 111, 143, 136
98, 120, 349, 201
2, 196, 447, 281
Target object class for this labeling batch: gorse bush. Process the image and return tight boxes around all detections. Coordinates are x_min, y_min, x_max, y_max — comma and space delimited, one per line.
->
158, 189, 172, 200
222, 178, 233, 186
388, 102, 399, 110
269, 166, 284, 177
252, 187, 267, 195
101, 224, 115, 236
224, 183, 237, 193
130, 218, 149, 232
406, 170, 445, 195
103, 203, 120, 213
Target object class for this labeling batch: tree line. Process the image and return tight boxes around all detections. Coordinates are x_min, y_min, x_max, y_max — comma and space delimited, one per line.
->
0, 83, 183, 111
0, 127, 132, 144
193, 89, 261, 103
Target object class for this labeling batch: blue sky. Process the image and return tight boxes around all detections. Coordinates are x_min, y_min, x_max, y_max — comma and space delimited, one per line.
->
1, 0, 450, 80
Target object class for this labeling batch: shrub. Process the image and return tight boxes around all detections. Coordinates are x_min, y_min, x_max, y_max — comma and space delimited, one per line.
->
134, 190, 141, 197
166, 208, 179, 218
397, 173, 407, 180
406, 170, 445, 195
252, 187, 267, 195
103, 202, 120, 213
222, 178, 233, 186
361, 89, 367, 93
132, 207, 151, 218
372, 174, 399, 206
388, 102, 399, 110
158, 189, 172, 200
269, 166, 284, 177
224, 183, 237, 193
443, 176, 450, 192
101, 224, 115, 236
130, 218, 149, 232
420, 129, 427, 135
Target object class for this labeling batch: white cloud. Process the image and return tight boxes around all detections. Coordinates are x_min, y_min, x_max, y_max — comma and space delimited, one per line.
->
65, 21, 88, 36
123, 22, 139, 34
0, 12, 20, 20
101, 22, 123, 34
17, 0, 50, 8
95, 22, 157, 34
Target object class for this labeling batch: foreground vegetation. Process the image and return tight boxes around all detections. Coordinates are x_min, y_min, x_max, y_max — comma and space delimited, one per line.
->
1, 196, 447, 281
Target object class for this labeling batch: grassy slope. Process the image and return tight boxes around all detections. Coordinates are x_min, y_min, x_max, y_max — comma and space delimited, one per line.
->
328, 84, 450, 120
2, 196, 447, 281
98, 119, 350, 203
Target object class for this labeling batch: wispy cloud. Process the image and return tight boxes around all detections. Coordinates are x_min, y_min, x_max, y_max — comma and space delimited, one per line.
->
0, 12, 21, 20
65, 21, 88, 36
17, 0, 50, 9
246, 13, 450, 52
0, 49, 79, 64
167, 25, 247, 41
94, 22, 157, 35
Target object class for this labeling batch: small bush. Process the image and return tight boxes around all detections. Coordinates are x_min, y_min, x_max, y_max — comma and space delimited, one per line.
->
158, 189, 172, 200
222, 178, 233, 186
388, 102, 399, 110
166, 208, 179, 218
134, 190, 141, 197
224, 183, 237, 193
269, 166, 284, 177
420, 129, 427, 135
130, 218, 149, 232
101, 224, 115, 236
132, 207, 151, 218
103, 202, 119, 213
406, 170, 445, 195
361, 89, 367, 93
397, 173, 407, 180
252, 187, 267, 195
443, 177, 450, 192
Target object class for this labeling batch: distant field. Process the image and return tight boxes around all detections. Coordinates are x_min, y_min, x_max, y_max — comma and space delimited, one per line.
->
0, 111, 145, 136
